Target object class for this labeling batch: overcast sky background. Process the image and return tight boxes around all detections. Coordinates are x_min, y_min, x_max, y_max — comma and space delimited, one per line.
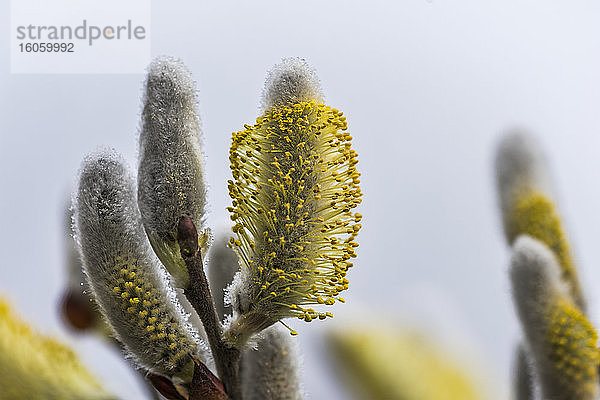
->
3, 1, 600, 398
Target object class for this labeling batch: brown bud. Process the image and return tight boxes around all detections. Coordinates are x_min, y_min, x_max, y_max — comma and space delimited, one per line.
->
146, 372, 187, 400
61, 289, 97, 331
190, 356, 227, 400
178, 215, 199, 257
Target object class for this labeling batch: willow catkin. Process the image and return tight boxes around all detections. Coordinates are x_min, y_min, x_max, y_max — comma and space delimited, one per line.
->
510, 235, 599, 400
138, 56, 209, 288
74, 150, 207, 381
241, 325, 303, 400
225, 58, 362, 346
494, 130, 585, 311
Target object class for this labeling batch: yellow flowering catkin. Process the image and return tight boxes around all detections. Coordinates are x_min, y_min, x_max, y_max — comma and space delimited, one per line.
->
138, 56, 209, 288
510, 235, 599, 399
74, 151, 205, 381
508, 192, 584, 310
495, 130, 585, 311
0, 298, 113, 399
328, 328, 482, 400
224, 59, 362, 346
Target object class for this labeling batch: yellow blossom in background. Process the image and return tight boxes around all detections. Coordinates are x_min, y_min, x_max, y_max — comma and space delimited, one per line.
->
0, 298, 114, 400
329, 328, 483, 400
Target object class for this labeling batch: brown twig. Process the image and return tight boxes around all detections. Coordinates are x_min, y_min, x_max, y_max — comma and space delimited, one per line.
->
178, 216, 242, 400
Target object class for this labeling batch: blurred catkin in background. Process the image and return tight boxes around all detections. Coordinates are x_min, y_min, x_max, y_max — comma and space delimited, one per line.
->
0, 298, 115, 399
495, 131, 599, 399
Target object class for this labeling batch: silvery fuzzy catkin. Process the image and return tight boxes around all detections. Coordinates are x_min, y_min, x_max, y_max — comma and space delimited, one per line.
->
138, 56, 208, 288
241, 325, 303, 400
74, 150, 206, 381
225, 58, 362, 346
207, 233, 240, 320
261, 58, 323, 111
495, 130, 585, 311
510, 235, 599, 400
513, 344, 534, 400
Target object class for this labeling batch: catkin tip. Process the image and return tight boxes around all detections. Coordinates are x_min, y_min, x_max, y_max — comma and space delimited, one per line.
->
495, 130, 552, 233
145, 56, 196, 105
78, 149, 127, 190
262, 58, 323, 110
510, 235, 569, 304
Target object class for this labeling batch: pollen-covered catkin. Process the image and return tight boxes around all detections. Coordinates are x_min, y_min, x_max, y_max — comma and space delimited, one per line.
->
510, 235, 599, 400
241, 325, 303, 400
0, 298, 114, 400
74, 151, 206, 381
225, 59, 362, 346
495, 130, 586, 311
138, 56, 208, 288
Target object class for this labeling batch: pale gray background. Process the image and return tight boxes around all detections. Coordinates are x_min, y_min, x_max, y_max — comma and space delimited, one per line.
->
2, 1, 600, 398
